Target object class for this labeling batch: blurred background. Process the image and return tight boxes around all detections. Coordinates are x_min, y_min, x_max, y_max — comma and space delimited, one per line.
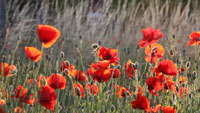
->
1, 0, 200, 63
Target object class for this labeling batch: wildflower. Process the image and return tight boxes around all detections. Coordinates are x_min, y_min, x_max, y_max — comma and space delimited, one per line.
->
110, 69, 121, 78
188, 32, 200, 46
179, 76, 187, 85
138, 27, 163, 48
38, 86, 57, 110
37, 24, 61, 48
155, 59, 178, 77
131, 85, 151, 112
0, 62, 17, 77
150, 104, 161, 113
14, 107, 26, 113
88, 60, 112, 82
145, 43, 165, 63
25, 47, 42, 62
46, 73, 66, 90
71, 70, 87, 82
178, 87, 188, 98
114, 85, 133, 98
15, 85, 35, 105
124, 60, 136, 79
97, 46, 119, 64
60, 61, 76, 75
73, 83, 85, 97
159, 75, 176, 92
161, 106, 176, 113
145, 77, 163, 96
85, 83, 99, 96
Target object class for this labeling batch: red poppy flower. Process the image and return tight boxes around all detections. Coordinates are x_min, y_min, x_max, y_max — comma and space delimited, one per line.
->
73, 83, 85, 97
15, 85, 35, 105
47, 73, 66, 89
131, 85, 151, 112
72, 70, 88, 82
37, 24, 61, 48
0, 62, 17, 77
159, 75, 176, 92
97, 46, 119, 64
145, 43, 165, 63
145, 77, 163, 96
110, 69, 121, 78
25, 47, 42, 62
115, 85, 133, 98
188, 32, 200, 46
38, 86, 57, 110
124, 60, 135, 79
178, 87, 188, 98
0, 99, 6, 113
131, 96, 151, 111
155, 59, 178, 76
88, 60, 112, 82
60, 61, 76, 75
138, 27, 163, 48
85, 83, 99, 96
161, 106, 176, 113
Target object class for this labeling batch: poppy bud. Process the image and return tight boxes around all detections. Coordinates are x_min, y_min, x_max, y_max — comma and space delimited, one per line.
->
151, 46, 158, 52
17, 36, 21, 40
181, 83, 185, 87
124, 48, 126, 53
75, 87, 81, 96
79, 36, 82, 40
60, 51, 65, 58
64, 60, 70, 67
2, 55, 6, 63
111, 104, 115, 112
116, 65, 121, 69
92, 43, 99, 49
125, 91, 130, 96
64, 69, 69, 75
136, 45, 139, 50
185, 61, 190, 69
183, 50, 186, 57
98, 41, 101, 45
172, 34, 175, 39
133, 62, 139, 70
127, 48, 130, 55
170, 49, 174, 56
189, 94, 192, 99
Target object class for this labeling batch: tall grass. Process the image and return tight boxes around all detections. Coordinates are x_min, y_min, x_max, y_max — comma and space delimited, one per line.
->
0, 0, 200, 112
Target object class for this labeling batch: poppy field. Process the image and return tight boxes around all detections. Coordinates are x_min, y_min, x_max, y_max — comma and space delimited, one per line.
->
0, 24, 200, 113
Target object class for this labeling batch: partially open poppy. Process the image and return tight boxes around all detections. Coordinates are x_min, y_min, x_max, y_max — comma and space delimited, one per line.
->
73, 83, 85, 97
37, 24, 61, 48
124, 60, 136, 79
145, 77, 163, 96
47, 73, 66, 90
138, 27, 163, 48
0, 62, 17, 77
115, 85, 133, 98
85, 83, 99, 96
110, 69, 121, 78
145, 43, 165, 63
155, 59, 178, 76
150, 104, 161, 113
158, 75, 176, 92
60, 61, 76, 76
161, 106, 176, 113
15, 85, 35, 105
73, 70, 88, 82
178, 87, 188, 98
97, 46, 119, 64
38, 86, 57, 110
188, 32, 200, 46
25, 47, 42, 62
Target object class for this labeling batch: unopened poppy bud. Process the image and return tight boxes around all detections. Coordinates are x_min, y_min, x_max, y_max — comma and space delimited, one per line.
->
125, 91, 130, 96
116, 65, 121, 69
183, 50, 186, 57
133, 62, 139, 70
170, 49, 174, 56
127, 48, 130, 55
75, 87, 81, 96
172, 34, 175, 39
2, 55, 6, 63
185, 61, 190, 69
111, 104, 115, 112
64, 60, 70, 67
92, 43, 99, 49
98, 41, 101, 45
192, 71, 197, 77
189, 94, 192, 99
107, 90, 111, 95
60, 51, 65, 58
151, 46, 158, 52
64, 69, 69, 75
79, 36, 82, 40
136, 45, 139, 50
181, 83, 185, 87
17, 36, 21, 40
75, 44, 78, 48
124, 48, 126, 53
